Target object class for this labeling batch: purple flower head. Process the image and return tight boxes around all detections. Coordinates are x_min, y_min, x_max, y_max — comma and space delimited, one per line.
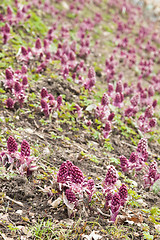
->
41, 87, 48, 98
57, 161, 84, 185
152, 99, 157, 109
14, 81, 22, 95
21, 140, 30, 157
149, 161, 159, 181
108, 112, 115, 121
3, 33, 9, 44
86, 179, 95, 201
7, 136, 18, 153
57, 161, 71, 183
71, 165, 84, 184
69, 51, 76, 61
129, 152, 137, 163
41, 99, 48, 109
148, 86, 155, 97
7, 6, 13, 16
45, 52, 51, 60
84, 78, 96, 91
104, 121, 111, 132
73, 104, 82, 118
4, 23, 10, 33
21, 65, 27, 74
88, 66, 95, 79
40, 99, 49, 117
105, 165, 118, 186
111, 192, 121, 221
115, 80, 123, 93
35, 38, 42, 49
57, 95, 63, 109
130, 94, 139, 107
48, 94, 54, 101
145, 105, 154, 118
0, 13, 4, 22
108, 83, 114, 95
21, 46, 28, 56
103, 121, 112, 138
70, 40, 76, 52
43, 39, 49, 49
125, 106, 137, 117
18, 92, 25, 107
101, 93, 109, 106
113, 92, 123, 107
6, 98, 14, 109
65, 188, 77, 203
6, 68, 13, 80
61, 54, 68, 65
136, 138, 147, 154
144, 161, 160, 187
118, 184, 128, 206
87, 179, 95, 192
149, 118, 156, 128
36, 62, 47, 73
22, 76, 28, 86
105, 192, 113, 208
119, 155, 129, 172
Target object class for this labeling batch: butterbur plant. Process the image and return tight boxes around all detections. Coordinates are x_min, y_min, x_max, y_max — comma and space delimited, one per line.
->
119, 138, 149, 173
119, 138, 160, 189
103, 165, 128, 222
84, 66, 96, 91
110, 192, 121, 222
144, 161, 160, 188
40, 87, 63, 117
57, 160, 95, 212
3, 66, 28, 108
0, 136, 37, 176
137, 105, 157, 133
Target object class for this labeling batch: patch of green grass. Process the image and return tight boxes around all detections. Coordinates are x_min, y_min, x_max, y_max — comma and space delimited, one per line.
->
30, 218, 58, 239
80, 151, 100, 164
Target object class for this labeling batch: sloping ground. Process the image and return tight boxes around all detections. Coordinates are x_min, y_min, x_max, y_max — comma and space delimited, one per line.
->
0, 0, 160, 239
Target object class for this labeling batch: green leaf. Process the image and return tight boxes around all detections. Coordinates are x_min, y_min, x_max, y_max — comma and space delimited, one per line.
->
143, 231, 153, 240
109, 157, 120, 164
0, 88, 5, 93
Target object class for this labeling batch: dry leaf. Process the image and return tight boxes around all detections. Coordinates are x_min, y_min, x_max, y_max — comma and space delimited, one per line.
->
154, 224, 160, 232
128, 213, 143, 223
82, 231, 102, 240
48, 197, 62, 208
0, 233, 14, 240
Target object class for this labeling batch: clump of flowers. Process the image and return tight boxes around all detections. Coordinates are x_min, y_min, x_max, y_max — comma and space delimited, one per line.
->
40, 87, 63, 117
0, 136, 37, 175
3, 66, 29, 108
137, 105, 157, 133
103, 165, 128, 222
119, 138, 160, 188
119, 138, 149, 173
57, 160, 95, 211
144, 161, 160, 188
83, 66, 96, 91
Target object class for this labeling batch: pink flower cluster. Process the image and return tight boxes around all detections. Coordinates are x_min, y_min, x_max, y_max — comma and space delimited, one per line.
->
57, 160, 95, 208
40, 87, 63, 117
0, 136, 37, 175
83, 66, 96, 91
18, 38, 52, 72
137, 105, 157, 133
1, 5, 30, 44
120, 138, 148, 172
103, 165, 128, 222
120, 138, 160, 188
144, 161, 160, 188
4, 66, 28, 108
